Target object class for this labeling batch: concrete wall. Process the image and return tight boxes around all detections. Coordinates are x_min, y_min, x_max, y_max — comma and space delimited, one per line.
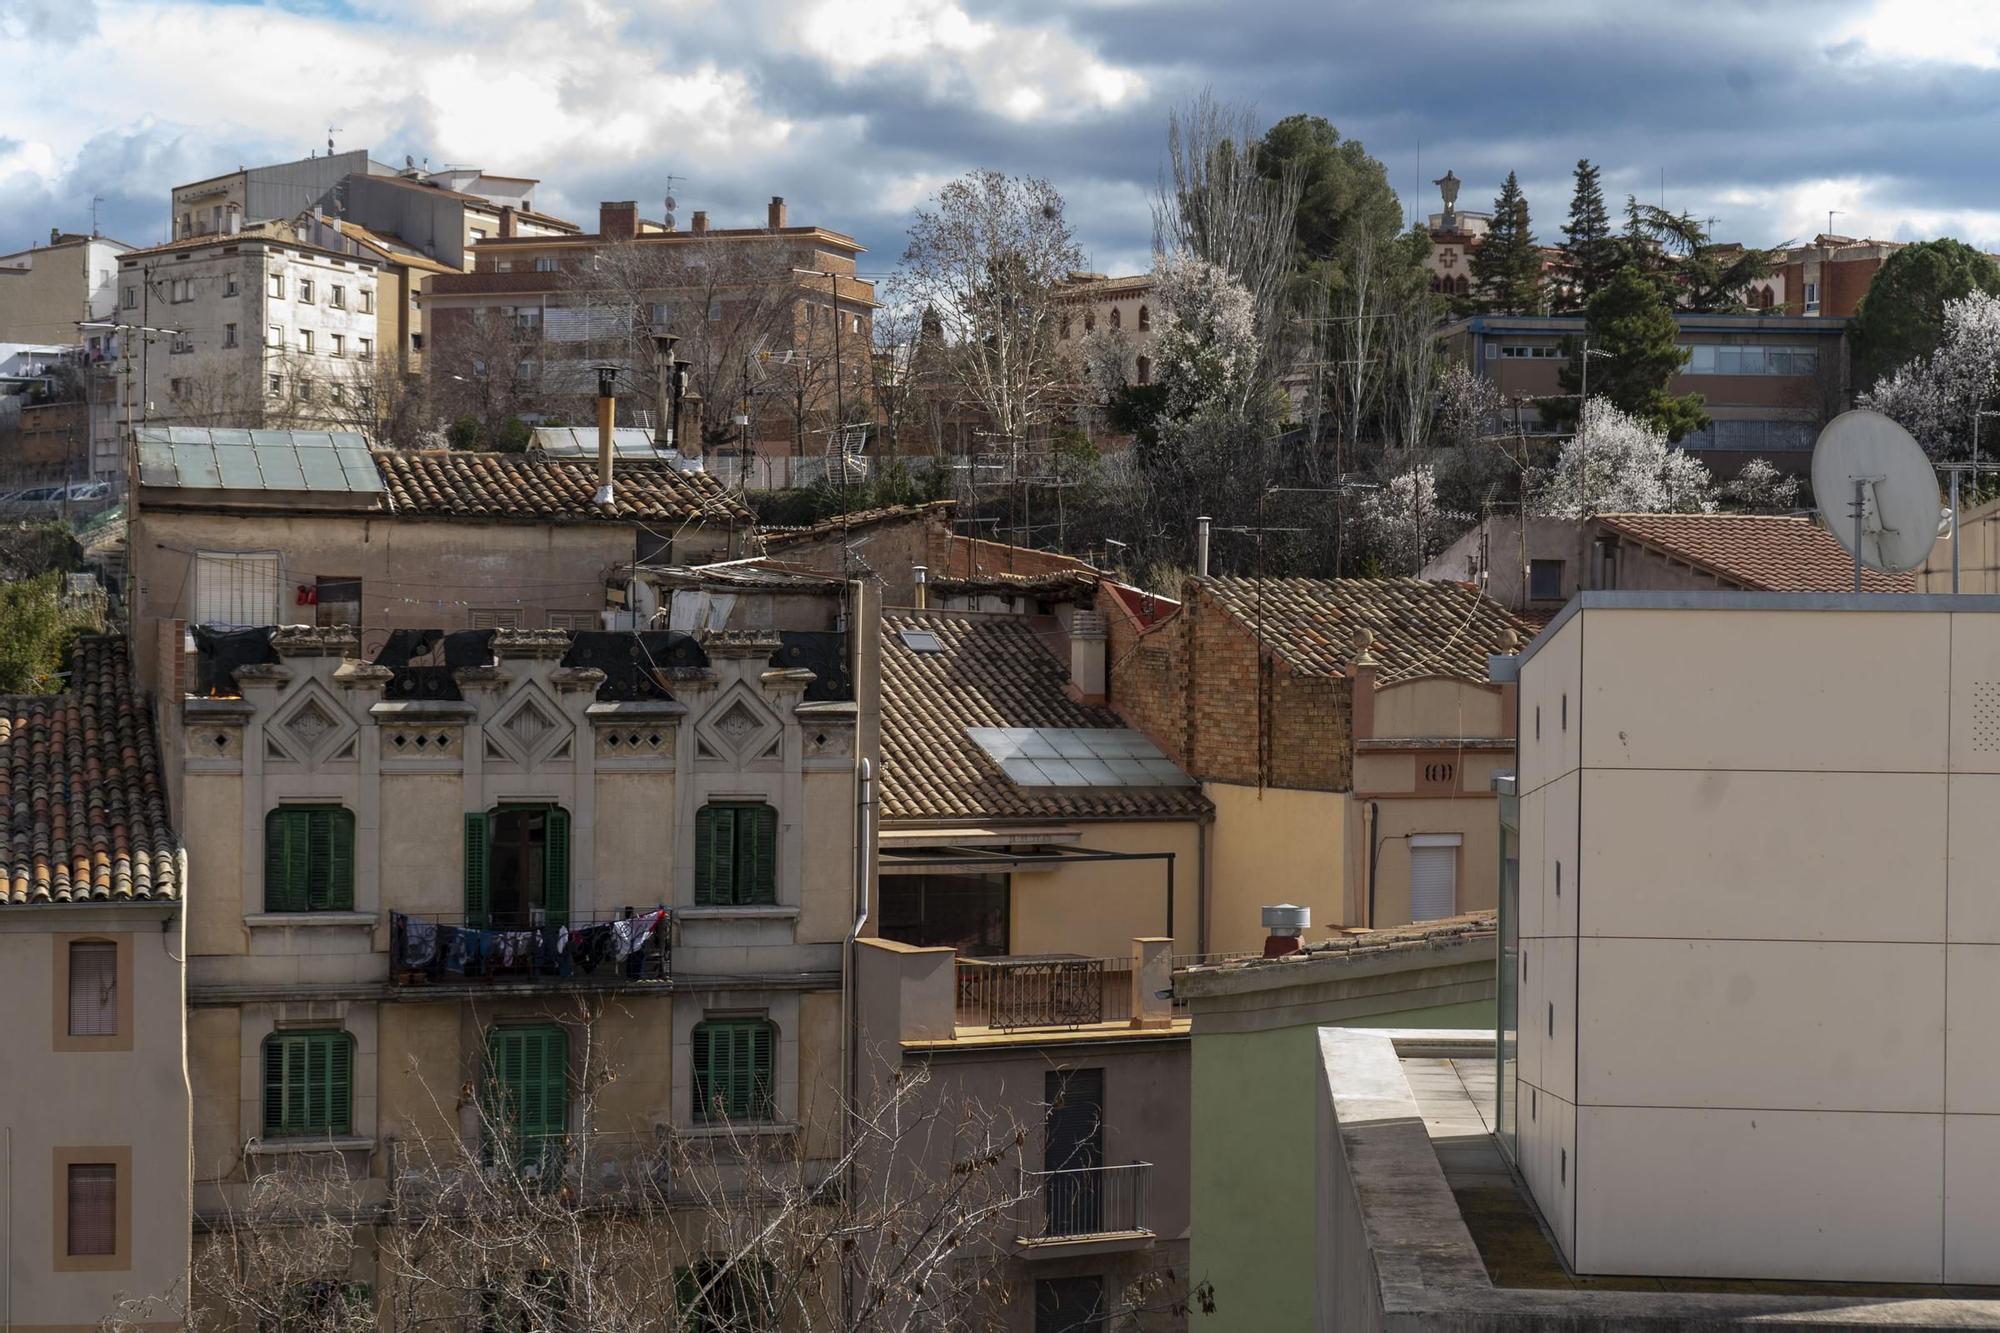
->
1008, 819, 1202, 958
1206, 783, 1344, 951
0, 903, 189, 1327
1515, 596, 2000, 1284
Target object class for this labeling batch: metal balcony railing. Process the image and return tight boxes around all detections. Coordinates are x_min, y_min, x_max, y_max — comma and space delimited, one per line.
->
388, 908, 668, 985
1020, 1162, 1152, 1241
388, 1131, 673, 1211
955, 956, 1137, 1030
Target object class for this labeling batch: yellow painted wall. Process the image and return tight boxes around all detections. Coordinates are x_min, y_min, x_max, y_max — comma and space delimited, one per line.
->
1206, 783, 1346, 953
590, 996, 673, 1134
184, 772, 246, 957
799, 773, 855, 945
796, 991, 844, 1159
1355, 797, 1505, 926
1371, 676, 1505, 739
381, 773, 464, 917
189, 1007, 242, 1186
377, 1003, 462, 1145
594, 772, 675, 912
1009, 819, 1202, 958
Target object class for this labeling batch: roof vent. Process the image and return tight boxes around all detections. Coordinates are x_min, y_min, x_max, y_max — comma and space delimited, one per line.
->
1262, 903, 1309, 958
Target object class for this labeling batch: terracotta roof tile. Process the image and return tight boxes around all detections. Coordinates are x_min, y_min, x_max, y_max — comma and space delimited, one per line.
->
1595, 512, 1916, 593
0, 638, 181, 906
759, 500, 955, 550
1197, 577, 1528, 684
374, 451, 752, 526
880, 612, 1209, 823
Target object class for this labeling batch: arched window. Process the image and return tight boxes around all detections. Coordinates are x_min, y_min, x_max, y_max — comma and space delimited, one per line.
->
1110, 308, 1122, 331
266, 806, 355, 913
1137, 305, 1150, 331
692, 1018, 776, 1122
1136, 356, 1152, 386
1757, 286, 1775, 310
1455, 276, 1470, 296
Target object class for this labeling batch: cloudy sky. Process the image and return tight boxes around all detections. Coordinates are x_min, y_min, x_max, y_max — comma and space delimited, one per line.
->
7, 0, 2000, 278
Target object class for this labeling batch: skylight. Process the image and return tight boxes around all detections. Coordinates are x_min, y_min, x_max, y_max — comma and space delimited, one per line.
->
898, 628, 944, 653
967, 727, 1196, 788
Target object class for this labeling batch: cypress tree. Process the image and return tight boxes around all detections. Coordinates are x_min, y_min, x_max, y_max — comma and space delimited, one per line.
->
1560, 159, 1617, 307
1471, 172, 1542, 314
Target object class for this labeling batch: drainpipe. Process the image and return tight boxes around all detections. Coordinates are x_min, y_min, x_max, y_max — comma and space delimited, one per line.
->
1366, 801, 1381, 928
840, 755, 874, 1325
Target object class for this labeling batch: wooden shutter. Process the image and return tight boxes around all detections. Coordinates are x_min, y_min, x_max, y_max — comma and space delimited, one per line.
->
486, 1025, 566, 1156
748, 1021, 774, 1119
265, 809, 309, 912
264, 1032, 350, 1135
691, 1024, 714, 1121
696, 805, 736, 906
326, 1033, 353, 1134
67, 940, 117, 1037
741, 805, 777, 906
325, 808, 355, 911
694, 1020, 773, 1123
464, 812, 491, 926
542, 808, 570, 924
263, 1036, 288, 1135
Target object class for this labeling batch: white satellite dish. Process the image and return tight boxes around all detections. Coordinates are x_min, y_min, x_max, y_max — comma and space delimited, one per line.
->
1811, 408, 1940, 576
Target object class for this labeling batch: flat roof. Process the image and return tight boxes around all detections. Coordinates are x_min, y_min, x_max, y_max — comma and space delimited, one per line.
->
1444, 312, 1851, 335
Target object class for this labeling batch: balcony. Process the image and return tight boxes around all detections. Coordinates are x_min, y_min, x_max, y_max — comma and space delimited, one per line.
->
389, 1131, 671, 1212
1017, 1162, 1155, 1256
388, 909, 668, 988
955, 955, 1140, 1030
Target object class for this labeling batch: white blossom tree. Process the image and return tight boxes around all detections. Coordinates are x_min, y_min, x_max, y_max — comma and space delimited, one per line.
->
1150, 249, 1260, 418
1355, 463, 1469, 573
1862, 289, 2000, 459
1528, 397, 1717, 517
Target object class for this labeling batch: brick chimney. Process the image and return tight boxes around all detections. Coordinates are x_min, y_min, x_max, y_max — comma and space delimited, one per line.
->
498, 205, 517, 239
691, 211, 709, 235
767, 196, 787, 230
599, 201, 638, 241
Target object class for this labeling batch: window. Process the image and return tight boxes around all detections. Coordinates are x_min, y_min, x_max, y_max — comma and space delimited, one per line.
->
329, 284, 345, 309
465, 807, 571, 927
298, 278, 314, 303
880, 873, 1008, 956
357, 337, 373, 360
1137, 304, 1150, 331
410, 331, 424, 352
268, 374, 283, 396
545, 610, 599, 631
1136, 355, 1151, 385
691, 1018, 775, 1123
1804, 280, 1819, 311
483, 1024, 566, 1165
262, 1030, 354, 1136
480, 1270, 566, 1333
266, 323, 281, 349
469, 607, 521, 629
1109, 308, 1121, 331
708, 298, 722, 322
1035, 1277, 1104, 1333
269, 273, 285, 299
122, 285, 136, 309
359, 288, 374, 313
1528, 559, 1564, 601
224, 273, 239, 297
1084, 312, 1095, 333
1681, 344, 1817, 377
295, 377, 313, 402
1044, 1068, 1104, 1235
194, 549, 282, 627
298, 329, 313, 353
315, 576, 361, 629
329, 383, 345, 405
66, 1163, 117, 1258
330, 333, 345, 358
1498, 344, 1563, 359
471, 227, 488, 240
535, 256, 558, 273
67, 940, 117, 1037
169, 277, 191, 303
1409, 836, 1460, 922
224, 322, 238, 348
675, 1260, 776, 1333
265, 806, 355, 912
171, 335, 194, 355
694, 803, 777, 906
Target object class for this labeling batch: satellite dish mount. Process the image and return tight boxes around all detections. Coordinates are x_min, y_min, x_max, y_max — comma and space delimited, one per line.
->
1810, 409, 1942, 590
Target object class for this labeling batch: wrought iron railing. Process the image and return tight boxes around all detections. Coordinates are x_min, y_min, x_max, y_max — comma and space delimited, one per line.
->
1020, 1162, 1152, 1241
388, 1131, 673, 1211
388, 908, 668, 985
954, 956, 1137, 1029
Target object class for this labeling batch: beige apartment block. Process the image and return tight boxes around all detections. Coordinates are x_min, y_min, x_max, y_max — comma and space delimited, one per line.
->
1504, 590, 2000, 1284
0, 639, 189, 1330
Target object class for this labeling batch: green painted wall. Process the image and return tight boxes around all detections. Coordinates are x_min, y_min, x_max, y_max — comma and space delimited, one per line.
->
1189, 998, 1495, 1331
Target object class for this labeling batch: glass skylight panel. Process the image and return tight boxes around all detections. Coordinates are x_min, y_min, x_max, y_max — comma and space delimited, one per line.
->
898, 628, 944, 653
968, 727, 1195, 787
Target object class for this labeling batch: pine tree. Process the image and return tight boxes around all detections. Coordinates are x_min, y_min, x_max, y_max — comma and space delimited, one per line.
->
1470, 172, 1542, 314
1559, 159, 1617, 308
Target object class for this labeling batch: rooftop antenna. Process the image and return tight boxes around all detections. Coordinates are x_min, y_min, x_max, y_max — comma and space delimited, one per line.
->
1828, 209, 1844, 238
327, 126, 342, 154
662, 173, 686, 230
1812, 408, 1942, 591
90, 195, 103, 238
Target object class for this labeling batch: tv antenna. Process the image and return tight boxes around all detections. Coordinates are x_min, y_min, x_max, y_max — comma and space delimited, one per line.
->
662, 174, 686, 230
90, 195, 103, 237
1812, 409, 1942, 590
327, 126, 343, 154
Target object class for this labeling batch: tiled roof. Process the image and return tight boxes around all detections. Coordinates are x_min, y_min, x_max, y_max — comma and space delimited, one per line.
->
932, 569, 1099, 600
1594, 512, 1916, 593
759, 500, 955, 550
1198, 578, 1528, 684
880, 612, 1209, 823
374, 452, 753, 525
0, 638, 180, 906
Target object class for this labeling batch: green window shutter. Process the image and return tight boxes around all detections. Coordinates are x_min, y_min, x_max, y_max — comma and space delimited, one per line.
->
263, 1031, 350, 1136
262, 1036, 286, 1135
327, 1033, 353, 1134
749, 1021, 774, 1119
542, 808, 571, 925
693, 1020, 774, 1124
696, 806, 738, 906
265, 809, 308, 912
740, 805, 777, 905
464, 812, 491, 926
691, 1023, 714, 1121
305, 810, 333, 910
326, 808, 355, 911
486, 1025, 566, 1153
305, 1034, 330, 1131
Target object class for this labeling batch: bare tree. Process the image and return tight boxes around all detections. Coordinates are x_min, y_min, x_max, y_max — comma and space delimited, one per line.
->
430, 311, 542, 448
899, 171, 1084, 449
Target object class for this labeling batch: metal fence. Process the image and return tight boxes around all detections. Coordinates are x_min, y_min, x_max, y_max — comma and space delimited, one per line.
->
1020, 1162, 1152, 1240
954, 956, 1137, 1029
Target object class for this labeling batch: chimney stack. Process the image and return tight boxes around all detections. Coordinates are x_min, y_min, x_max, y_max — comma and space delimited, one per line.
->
1195, 515, 1212, 578
49, 227, 59, 246
1067, 611, 1108, 705
912, 564, 928, 609
599, 201, 638, 241
593, 364, 618, 510
1261, 904, 1309, 959
691, 211, 709, 235
499, 205, 517, 239
767, 196, 787, 230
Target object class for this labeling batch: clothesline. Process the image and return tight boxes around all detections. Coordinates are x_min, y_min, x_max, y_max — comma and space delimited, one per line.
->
391, 909, 668, 981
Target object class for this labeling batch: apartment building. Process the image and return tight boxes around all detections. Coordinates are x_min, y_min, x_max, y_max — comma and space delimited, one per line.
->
114, 225, 385, 430
423, 198, 875, 456
0, 638, 189, 1329
0, 229, 135, 344
1773, 233, 1904, 317
1443, 311, 1850, 473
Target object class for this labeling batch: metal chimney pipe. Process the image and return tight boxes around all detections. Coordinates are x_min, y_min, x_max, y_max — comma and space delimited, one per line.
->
593, 364, 617, 509
651, 332, 678, 450
912, 564, 928, 609
1195, 515, 1212, 578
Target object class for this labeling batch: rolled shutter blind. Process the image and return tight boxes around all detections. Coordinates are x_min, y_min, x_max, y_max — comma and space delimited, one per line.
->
66, 1163, 117, 1257
67, 941, 117, 1037
1409, 844, 1457, 922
